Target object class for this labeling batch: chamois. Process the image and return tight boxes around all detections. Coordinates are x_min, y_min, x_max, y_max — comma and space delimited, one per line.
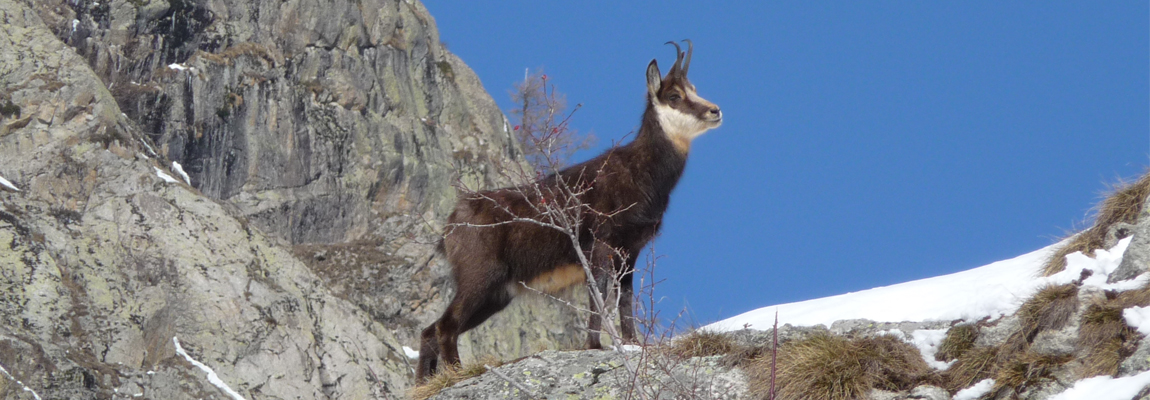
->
416, 40, 722, 382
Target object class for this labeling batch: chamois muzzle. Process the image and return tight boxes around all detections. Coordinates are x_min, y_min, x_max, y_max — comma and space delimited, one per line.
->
708, 107, 722, 122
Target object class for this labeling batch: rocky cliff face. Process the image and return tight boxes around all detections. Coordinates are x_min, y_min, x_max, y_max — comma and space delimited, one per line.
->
0, 0, 586, 398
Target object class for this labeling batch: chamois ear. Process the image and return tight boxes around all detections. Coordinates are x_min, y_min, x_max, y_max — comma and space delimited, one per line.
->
646, 60, 662, 100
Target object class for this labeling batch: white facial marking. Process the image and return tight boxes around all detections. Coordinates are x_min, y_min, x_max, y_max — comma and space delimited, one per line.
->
655, 103, 710, 141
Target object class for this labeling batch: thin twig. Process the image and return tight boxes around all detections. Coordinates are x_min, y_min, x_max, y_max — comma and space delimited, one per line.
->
484, 364, 536, 398
770, 309, 779, 400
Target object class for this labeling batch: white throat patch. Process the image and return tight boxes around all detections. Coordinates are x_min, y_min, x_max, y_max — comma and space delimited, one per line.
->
654, 103, 710, 142
654, 89, 718, 150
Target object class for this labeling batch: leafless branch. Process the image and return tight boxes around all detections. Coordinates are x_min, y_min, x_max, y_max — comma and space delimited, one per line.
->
483, 364, 537, 398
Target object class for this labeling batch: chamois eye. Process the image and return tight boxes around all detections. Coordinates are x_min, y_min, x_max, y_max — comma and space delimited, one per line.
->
668, 94, 681, 102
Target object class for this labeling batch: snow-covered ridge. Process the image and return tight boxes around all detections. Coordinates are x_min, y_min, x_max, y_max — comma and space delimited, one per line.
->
706, 237, 1150, 399
707, 238, 1145, 331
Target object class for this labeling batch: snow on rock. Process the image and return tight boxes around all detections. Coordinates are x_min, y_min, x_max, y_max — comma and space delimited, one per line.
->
154, 167, 179, 184
0, 361, 42, 400
171, 162, 191, 185
168, 63, 190, 71
403, 346, 419, 359
909, 329, 953, 370
871, 328, 953, 370
1046, 237, 1139, 291
173, 337, 247, 400
953, 378, 995, 400
1049, 369, 1150, 400
1124, 306, 1150, 336
617, 344, 642, 353
0, 175, 19, 191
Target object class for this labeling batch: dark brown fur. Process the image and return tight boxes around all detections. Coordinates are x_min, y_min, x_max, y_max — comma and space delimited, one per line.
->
416, 41, 721, 382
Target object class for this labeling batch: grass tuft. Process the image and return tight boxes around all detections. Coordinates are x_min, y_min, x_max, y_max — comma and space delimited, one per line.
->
936, 324, 979, 362
408, 355, 502, 400
1116, 281, 1150, 308
1017, 284, 1080, 342
944, 345, 1000, 392
664, 330, 738, 359
1043, 171, 1150, 276
748, 333, 930, 400
993, 352, 1072, 393
1076, 302, 1139, 378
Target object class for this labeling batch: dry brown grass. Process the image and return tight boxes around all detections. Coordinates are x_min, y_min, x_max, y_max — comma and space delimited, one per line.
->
1116, 281, 1150, 308
936, 324, 979, 362
994, 352, 1073, 394
1043, 232, 1107, 277
1017, 284, 1080, 341
748, 334, 931, 400
1043, 171, 1150, 276
944, 345, 1000, 392
938, 285, 1080, 393
408, 355, 502, 400
1076, 302, 1139, 378
663, 330, 738, 359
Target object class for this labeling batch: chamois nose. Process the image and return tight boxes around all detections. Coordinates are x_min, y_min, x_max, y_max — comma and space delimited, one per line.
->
709, 107, 722, 119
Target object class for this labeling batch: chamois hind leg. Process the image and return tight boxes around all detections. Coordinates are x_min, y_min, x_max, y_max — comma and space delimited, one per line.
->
416, 322, 441, 383
417, 265, 511, 382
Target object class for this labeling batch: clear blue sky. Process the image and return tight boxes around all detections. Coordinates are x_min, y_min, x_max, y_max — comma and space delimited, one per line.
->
425, 2, 1150, 326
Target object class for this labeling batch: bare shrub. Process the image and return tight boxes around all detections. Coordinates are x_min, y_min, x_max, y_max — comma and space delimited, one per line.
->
508, 69, 594, 172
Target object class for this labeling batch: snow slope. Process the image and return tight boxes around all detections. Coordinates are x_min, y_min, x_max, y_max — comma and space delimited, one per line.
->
705, 238, 1150, 399
707, 239, 1144, 331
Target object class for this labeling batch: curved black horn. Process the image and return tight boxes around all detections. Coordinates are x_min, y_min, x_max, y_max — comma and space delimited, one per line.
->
681, 39, 693, 75
665, 41, 684, 73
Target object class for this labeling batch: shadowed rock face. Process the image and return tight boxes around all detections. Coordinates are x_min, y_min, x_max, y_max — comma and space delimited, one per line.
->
1, 0, 585, 398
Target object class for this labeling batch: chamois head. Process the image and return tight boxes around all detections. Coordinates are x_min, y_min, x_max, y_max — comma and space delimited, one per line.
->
647, 40, 722, 151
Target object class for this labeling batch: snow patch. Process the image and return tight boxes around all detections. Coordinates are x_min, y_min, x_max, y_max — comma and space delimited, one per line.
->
1049, 369, 1150, 400
171, 162, 191, 184
154, 167, 179, 184
613, 344, 643, 353
403, 346, 419, 359
1043, 237, 1134, 291
0, 362, 42, 400
168, 63, 190, 71
1123, 306, 1150, 336
909, 329, 953, 370
871, 328, 953, 370
172, 337, 247, 400
953, 378, 995, 400
140, 139, 157, 157
0, 175, 19, 191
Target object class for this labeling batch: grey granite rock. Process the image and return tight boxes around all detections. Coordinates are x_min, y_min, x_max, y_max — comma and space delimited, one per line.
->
25, 0, 586, 379
429, 350, 748, 400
